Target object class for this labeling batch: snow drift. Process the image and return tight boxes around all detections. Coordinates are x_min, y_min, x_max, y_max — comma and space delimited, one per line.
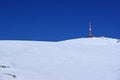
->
0, 37, 120, 80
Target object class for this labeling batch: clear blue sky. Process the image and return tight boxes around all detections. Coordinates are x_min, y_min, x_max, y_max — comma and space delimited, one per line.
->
0, 0, 120, 41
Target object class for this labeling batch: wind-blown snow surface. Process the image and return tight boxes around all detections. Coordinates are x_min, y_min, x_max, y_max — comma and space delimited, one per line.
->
0, 37, 120, 80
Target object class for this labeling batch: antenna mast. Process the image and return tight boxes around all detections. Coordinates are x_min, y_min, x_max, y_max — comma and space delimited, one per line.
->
88, 22, 93, 38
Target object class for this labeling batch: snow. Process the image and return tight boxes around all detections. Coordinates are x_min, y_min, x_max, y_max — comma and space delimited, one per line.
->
0, 37, 120, 80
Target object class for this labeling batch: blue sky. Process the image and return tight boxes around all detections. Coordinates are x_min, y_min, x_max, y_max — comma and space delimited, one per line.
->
0, 0, 120, 41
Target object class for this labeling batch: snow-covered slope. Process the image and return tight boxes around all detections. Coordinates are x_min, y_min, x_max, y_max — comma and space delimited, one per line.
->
0, 37, 120, 80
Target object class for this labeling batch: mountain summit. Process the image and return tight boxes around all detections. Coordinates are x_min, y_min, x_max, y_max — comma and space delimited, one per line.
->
0, 37, 120, 80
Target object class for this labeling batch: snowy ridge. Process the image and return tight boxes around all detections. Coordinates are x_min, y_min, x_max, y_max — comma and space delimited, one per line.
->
59, 37, 119, 45
0, 37, 120, 80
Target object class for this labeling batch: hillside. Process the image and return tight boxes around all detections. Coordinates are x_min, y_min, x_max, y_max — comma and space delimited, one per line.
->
0, 37, 120, 80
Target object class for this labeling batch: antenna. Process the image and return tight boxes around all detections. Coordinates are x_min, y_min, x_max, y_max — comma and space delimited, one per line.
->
88, 22, 93, 38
